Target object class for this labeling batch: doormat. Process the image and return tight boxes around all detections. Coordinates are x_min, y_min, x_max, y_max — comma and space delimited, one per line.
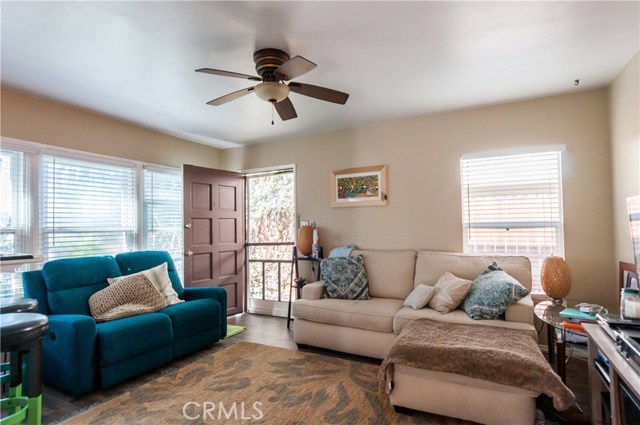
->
224, 324, 247, 339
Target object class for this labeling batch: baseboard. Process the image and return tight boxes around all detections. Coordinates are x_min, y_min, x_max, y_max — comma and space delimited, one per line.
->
247, 306, 288, 318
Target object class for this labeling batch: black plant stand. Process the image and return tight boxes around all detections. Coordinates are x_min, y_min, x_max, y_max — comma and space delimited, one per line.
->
287, 246, 323, 329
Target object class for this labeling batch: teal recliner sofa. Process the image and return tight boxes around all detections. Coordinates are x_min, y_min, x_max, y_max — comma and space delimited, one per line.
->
22, 250, 227, 395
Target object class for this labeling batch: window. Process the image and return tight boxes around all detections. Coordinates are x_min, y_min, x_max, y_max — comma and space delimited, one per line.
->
0, 139, 184, 298
0, 148, 29, 298
143, 165, 183, 274
0, 148, 28, 255
41, 155, 137, 260
460, 148, 565, 293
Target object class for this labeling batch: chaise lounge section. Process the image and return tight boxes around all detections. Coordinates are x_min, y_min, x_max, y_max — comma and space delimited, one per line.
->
293, 249, 541, 424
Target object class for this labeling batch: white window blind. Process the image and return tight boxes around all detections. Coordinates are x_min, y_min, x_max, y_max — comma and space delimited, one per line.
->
460, 149, 565, 293
41, 155, 137, 260
0, 148, 29, 298
1, 140, 185, 299
0, 148, 28, 254
143, 166, 183, 274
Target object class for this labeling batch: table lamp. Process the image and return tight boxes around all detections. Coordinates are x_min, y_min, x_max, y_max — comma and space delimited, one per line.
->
541, 256, 571, 304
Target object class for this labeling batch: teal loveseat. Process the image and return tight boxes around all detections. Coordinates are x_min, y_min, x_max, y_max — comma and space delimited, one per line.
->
22, 250, 227, 395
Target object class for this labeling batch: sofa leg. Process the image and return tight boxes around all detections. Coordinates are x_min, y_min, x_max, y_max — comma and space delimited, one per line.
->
296, 343, 308, 350
393, 405, 415, 416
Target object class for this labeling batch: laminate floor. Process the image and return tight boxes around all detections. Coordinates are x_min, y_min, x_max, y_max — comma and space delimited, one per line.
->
40, 313, 590, 424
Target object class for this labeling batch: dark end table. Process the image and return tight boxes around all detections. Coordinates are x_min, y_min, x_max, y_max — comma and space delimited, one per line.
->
534, 300, 591, 383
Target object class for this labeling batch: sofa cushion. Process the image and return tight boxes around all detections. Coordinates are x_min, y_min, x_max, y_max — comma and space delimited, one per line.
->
108, 262, 183, 307
321, 255, 370, 300
428, 272, 473, 314
115, 251, 184, 299
96, 312, 173, 367
403, 284, 435, 310
350, 250, 416, 300
42, 256, 121, 315
293, 298, 404, 332
414, 251, 532, 292
505, 296, 534, 325
161, 298, 221, 342
89, 274, 166, 322
393, 306, 537, 341
462, 262, 529, 320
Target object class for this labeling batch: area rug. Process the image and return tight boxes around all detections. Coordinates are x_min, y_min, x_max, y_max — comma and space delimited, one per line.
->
58, 342, 473, 425
224, 324, 247, 339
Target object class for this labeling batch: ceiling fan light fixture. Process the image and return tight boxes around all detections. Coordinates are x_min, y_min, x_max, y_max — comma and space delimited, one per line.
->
254, 82, 290, 103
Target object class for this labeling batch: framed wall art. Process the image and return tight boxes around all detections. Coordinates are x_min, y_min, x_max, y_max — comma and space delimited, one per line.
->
330, 165, 387, 208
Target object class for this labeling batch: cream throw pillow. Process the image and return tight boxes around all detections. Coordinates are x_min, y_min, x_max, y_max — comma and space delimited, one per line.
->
404, 284, 436, 310
108, 262, 183, 307
428, 272, 473, 314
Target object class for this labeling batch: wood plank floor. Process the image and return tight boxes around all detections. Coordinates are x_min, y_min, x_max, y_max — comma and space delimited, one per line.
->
41, 313, 590, 424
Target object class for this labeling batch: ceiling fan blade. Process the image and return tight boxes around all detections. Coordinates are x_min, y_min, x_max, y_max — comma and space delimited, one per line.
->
274, 56, 317, 81
274, 97, 298, 121
196, 68, 262, 81
288, 82, 349, 104
207, 87, 255, 106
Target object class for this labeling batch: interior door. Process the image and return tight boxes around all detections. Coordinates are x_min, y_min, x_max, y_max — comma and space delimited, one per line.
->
183, 165, 245, 316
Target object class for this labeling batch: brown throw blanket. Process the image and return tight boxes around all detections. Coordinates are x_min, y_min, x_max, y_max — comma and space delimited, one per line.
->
379, 318, 576, 411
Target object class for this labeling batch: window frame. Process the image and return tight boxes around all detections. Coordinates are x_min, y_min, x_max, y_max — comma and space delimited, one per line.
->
0, 147, 29, 255
39, 151, 138, 260
0, 137, 184, 297
460, 146, 566, 294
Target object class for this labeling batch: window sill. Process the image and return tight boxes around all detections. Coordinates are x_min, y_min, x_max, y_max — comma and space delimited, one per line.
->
531, 292, 552, 304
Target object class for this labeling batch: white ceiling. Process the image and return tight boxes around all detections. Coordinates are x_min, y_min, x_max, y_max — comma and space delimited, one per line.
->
2, 1, 639, 149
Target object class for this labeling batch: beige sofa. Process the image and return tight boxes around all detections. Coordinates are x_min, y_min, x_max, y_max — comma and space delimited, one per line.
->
292, 250, 540, 425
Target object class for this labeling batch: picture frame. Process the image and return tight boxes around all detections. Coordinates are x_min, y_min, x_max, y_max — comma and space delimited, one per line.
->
619, 261, 639, 290
330, 165, 387, 208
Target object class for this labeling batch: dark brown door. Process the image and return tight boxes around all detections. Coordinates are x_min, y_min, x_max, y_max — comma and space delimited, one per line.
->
183, 165, 245, 316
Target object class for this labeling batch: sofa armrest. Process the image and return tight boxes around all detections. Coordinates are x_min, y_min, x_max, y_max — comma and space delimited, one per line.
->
504, 295, 534, 326
300, 281, 324, 300
183, 287, 227, 339
44, 315, 98, 395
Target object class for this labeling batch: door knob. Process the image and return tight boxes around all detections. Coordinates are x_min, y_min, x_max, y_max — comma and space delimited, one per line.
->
185, 251, 193, 257
184, 223, 192, 228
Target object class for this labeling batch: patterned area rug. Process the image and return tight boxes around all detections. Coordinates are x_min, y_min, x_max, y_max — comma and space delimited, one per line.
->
58, 342, 475, 425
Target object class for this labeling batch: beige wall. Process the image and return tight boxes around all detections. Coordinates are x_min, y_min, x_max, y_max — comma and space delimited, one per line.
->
609, 52, 640, 268
1, 77, 626, 307
223, 89, 616, 306
1, 86, 222, 169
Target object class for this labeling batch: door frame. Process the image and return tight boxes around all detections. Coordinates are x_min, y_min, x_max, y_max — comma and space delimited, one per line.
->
243, 164, 297, 317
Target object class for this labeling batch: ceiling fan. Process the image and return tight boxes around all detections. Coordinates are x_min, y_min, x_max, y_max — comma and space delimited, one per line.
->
196, 48, 349, 122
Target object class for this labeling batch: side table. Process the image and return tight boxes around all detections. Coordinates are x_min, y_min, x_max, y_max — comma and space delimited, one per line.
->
534, 300, 590, 383
286, 246, 323, 329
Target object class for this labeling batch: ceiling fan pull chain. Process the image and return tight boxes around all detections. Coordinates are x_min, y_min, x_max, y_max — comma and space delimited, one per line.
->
271, 102, 275, 125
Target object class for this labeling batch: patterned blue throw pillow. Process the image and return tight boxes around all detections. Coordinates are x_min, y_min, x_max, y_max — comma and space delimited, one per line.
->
462, 262, 529, 320
321, 255, 370, 300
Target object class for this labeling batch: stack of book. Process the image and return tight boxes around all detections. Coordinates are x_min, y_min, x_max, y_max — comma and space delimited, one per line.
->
559, 308, 598, 336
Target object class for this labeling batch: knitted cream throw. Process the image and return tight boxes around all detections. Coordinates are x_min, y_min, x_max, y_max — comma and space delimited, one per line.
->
379, 318, 576, 411
89, 274, 165, 322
